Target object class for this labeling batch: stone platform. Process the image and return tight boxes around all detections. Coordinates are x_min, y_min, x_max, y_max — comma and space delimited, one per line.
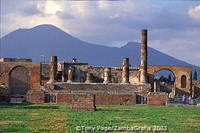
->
40, 82, 151, 105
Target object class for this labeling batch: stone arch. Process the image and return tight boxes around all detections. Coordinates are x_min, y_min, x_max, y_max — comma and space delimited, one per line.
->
153, 68, 176, 81
181, 75, 186, 88
9, 66, 30, 95
147, 65, 192, 94
153, 69, 175, 93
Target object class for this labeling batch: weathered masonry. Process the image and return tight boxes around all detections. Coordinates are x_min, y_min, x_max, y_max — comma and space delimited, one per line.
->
0, 29, 197, 106
147, 65, 192, 96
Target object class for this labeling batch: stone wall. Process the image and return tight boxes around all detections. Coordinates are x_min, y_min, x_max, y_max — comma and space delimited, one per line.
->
0, 58, 32, 62
40, 64, 140, 84
71, 94, 96, 111
192, 80, 200, 97
43, 83, 149, 105
147, 92, 168, 106
95, 94, 136, 105
55, 93, 136, 105
147, 65, 192, 94
0, 86, 10, 102
45, 83, 151, 95
56, 93, 73, 104
76, 66, 140, 84
41, 63, 50, 85
0, 62, 41, 90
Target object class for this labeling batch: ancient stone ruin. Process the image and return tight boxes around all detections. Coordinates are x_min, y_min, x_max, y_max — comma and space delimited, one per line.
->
0, 29, 199, 110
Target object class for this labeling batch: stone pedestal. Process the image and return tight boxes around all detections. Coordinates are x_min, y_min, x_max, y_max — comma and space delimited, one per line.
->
121, 58, 130, 83
103, 68, 112, 83
147, 92, 168, 106
71, 94, 96, 111
85, 73, 93, 83
48, 56, 57, 83
140, 29, 148, 83
67, 66, 74, 83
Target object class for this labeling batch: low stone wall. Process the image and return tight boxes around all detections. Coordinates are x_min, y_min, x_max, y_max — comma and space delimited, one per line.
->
55, 93, 136, 105
147, 92, 168, 106
0, 86, 10, 102
26, 90, 45, 104
46, 83, 151, 94
56, 93, 73, 104
71, 94, 96, 111
43, 82, 150, 105
95, 94, 135, 105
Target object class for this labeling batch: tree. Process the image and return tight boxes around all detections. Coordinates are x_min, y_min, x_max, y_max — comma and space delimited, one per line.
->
193, 70, 198, 80
168, 74, 172, 82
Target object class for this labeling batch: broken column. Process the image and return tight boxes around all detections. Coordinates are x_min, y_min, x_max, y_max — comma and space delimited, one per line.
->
121, 58, 130, 83
85, 73, 93, 83
140, 29, 148, 83
67, 66, 75, 83
153, 80, 160, 92
62, 63, 67, 82
48, 56, 57, 83
103, 67, 112, 83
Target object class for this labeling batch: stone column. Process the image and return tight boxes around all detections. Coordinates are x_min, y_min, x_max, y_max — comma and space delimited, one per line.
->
85, 73, 93, 83
62, 63, 67, 82
103, 67, 111, 83
154, 81, 157, 92
48, 56, 57, 83
67, 66, 74, 83
121, 58, 130, 83
153, 80, 160, 92
140, 29, 148, 83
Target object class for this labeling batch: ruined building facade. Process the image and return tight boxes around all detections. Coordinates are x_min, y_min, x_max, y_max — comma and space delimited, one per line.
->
0, 30, 198, 104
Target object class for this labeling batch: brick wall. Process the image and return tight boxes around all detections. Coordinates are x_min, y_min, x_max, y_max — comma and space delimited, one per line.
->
56, 93, 73, 104
26, 90, 45, 104
95, 94, 136, 105
0, 62, 41, 90
147, 92, 168, 106
55, 93, 136, 105
45, 83, 149, 105
0, 86, 10, 102
71, 94, 96, 111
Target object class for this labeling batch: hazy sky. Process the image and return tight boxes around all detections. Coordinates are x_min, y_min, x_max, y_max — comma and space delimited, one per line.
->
0, 0, 200, 66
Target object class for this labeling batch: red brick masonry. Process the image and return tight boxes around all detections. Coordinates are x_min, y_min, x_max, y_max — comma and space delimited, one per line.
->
26, 90, 45, 104
147, 92, 168, 106
56, 93, 136, 105
71, 94, 96, 111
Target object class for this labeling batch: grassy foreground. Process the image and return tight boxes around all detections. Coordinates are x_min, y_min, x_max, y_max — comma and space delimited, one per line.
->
0, 104, 200, 133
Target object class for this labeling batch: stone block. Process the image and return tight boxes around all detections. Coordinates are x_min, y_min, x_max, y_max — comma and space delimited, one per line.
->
26, 90, 45, 104
147, 92, 168, 106
71, 94, 96, 111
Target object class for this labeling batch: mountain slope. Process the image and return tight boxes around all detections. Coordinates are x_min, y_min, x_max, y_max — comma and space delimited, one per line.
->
0, 24, 199, 76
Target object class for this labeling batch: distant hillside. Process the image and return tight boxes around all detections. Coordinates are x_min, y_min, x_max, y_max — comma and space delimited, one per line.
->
0, 24, 199, 79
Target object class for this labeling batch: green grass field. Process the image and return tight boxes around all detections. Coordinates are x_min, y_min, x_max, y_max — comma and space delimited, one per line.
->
0, 103, 200, 133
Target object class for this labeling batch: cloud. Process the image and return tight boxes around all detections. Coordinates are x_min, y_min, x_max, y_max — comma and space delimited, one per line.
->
36, 1, 64, 15
188, 4, 200, 21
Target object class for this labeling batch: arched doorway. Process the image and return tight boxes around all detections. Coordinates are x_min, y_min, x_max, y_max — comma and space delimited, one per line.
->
9, 66, 30, 95
153, 69, 175, 93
